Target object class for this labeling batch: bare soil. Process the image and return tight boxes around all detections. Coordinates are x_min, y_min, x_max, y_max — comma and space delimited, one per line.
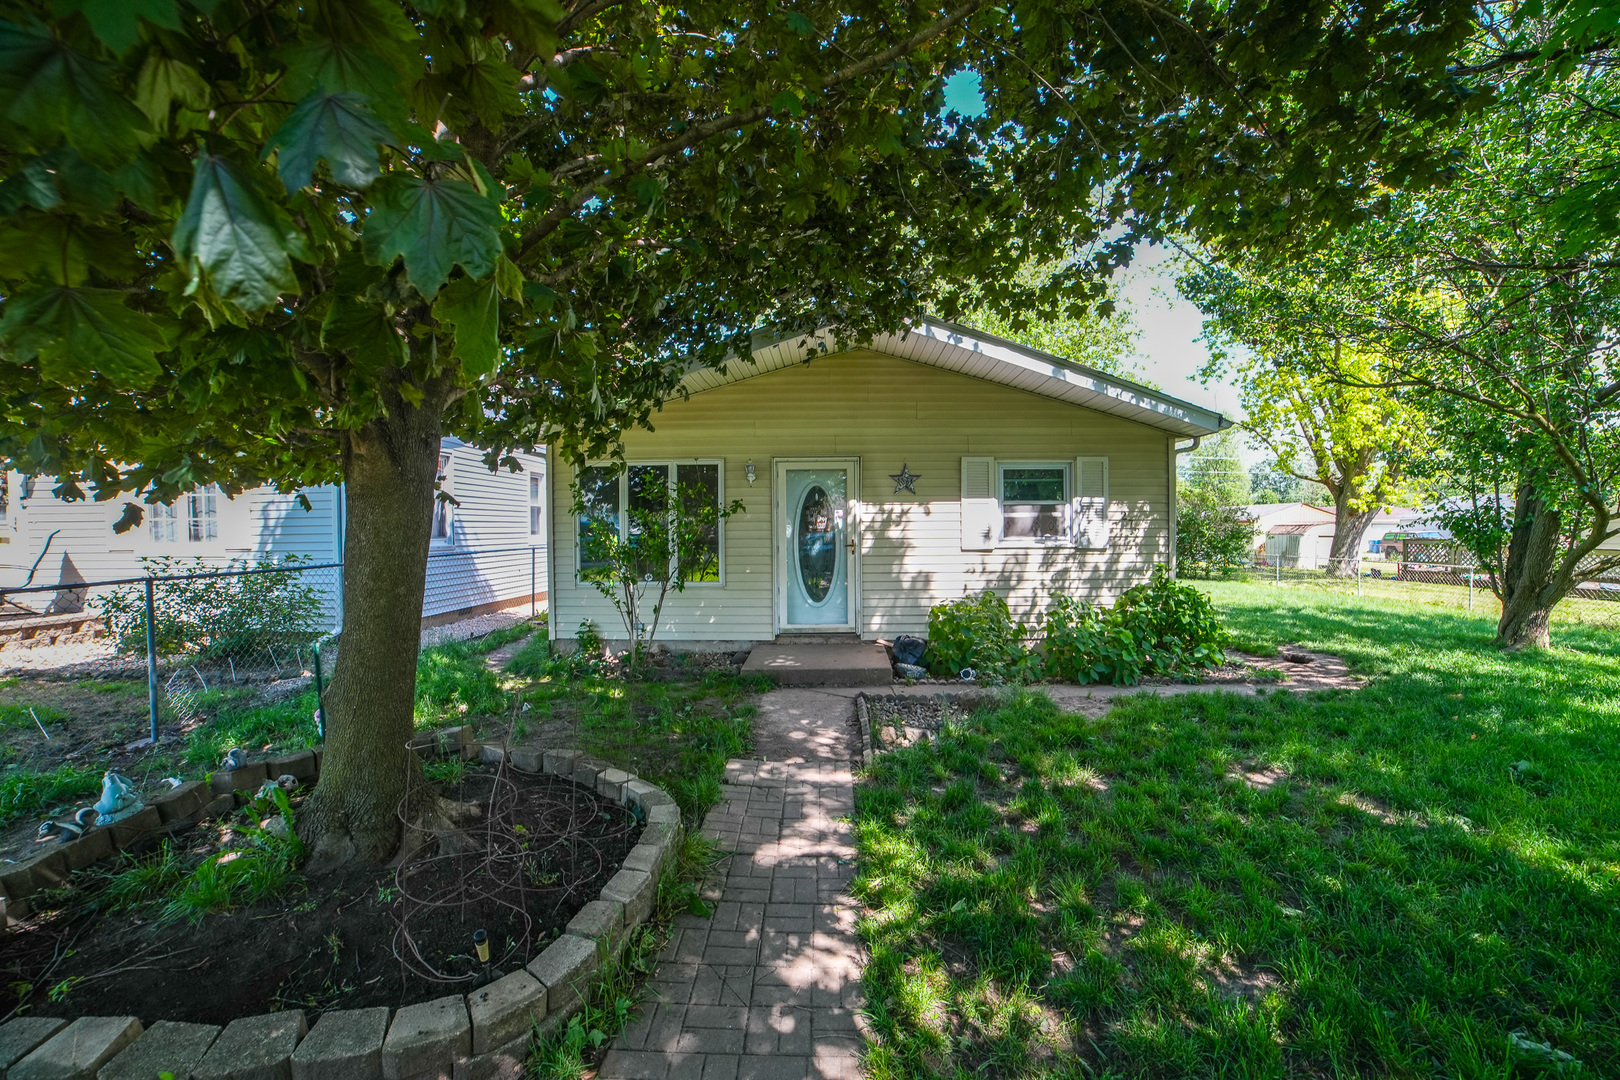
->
1, 765, 638, 1025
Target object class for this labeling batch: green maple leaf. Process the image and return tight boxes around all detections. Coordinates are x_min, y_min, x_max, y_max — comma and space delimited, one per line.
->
362, 173, 501, 299
0, 286, 169, 389
321, 294, 407, 366
172, 153, 308, 313
265, 91, 395, 192
0, 23, 147, 167
433, 275, 499, 377
51, 0, 181, 54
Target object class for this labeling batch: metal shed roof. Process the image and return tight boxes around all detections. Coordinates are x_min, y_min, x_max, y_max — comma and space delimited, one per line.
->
677, 316, 1231, 439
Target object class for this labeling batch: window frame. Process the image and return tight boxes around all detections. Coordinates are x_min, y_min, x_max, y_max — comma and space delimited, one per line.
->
150, 483, 222, 546
528, 470, 544, 537
430, 452, 455, 546
574, 459, 727, 586
995, 461, 1072, 548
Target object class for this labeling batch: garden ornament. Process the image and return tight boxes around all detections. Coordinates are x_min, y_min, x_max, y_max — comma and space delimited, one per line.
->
960, 667, 978, 682
276, 773, 297, 790
221, 748, 247, 771
888, 463, 921, 494
36, 806, 97, 843
93, 771, 145, 824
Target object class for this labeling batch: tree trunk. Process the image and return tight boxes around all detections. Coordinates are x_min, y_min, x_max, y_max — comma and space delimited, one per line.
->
1494, 481, 1564, 651
1326, 484, 1380, 578
300, 396, 445, 870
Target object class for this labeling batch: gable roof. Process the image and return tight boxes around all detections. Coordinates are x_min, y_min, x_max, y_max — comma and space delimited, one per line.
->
678, 316, 1230, 439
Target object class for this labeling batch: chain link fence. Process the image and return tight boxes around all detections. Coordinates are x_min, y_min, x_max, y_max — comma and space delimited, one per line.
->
0, 546, 545, 738
1241, 546, 1620, 627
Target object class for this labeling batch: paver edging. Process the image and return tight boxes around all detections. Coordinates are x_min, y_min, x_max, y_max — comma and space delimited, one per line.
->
0, 742, 684, 1080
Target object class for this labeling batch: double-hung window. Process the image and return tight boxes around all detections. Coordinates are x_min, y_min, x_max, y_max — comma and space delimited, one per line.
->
431, 453, 454, 542
151, 485, 220, 544
576, 461, 724, 583
998, 463, 1071, 543
528, 472, 544, 536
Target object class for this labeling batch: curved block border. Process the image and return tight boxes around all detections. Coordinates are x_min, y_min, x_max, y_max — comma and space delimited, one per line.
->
0, 732, 684, 1080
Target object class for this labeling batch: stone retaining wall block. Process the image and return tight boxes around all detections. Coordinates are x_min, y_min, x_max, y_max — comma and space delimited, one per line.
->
153, 781, 207, 823
211, 761, 269, 795
449, 1033, 528, 1080
0, 850, 66, 900
623, 779, 657, 808
646, 803, 680, 826
506, 747, 543, 773
97, 1021, 219, 1080
476, 744, 507, 766
198, 794, 236, 822
382, 997, 470, 1080
436, 726, 473, 754
59, 828, 113, 872
466, 971, 545, 1055
0, 1017, 66, 1079
541, 750, 578, 777
595, 769, 630, 803
569, 758, 604, 790
291, 1007, 390, 1080
193, 1010, 307, 1080
266, 752, 318, 784
564, 899, 625, 952
599, 868, 656, 929
107, 806, 161, 851
11, 1016, 142, 1080
525, 933, 600, 1018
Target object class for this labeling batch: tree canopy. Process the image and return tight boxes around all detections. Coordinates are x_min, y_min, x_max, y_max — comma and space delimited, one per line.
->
0, 0, 1484, 861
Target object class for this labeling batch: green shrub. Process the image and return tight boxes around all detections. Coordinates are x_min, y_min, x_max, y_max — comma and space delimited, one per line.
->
925, 592, 1038, 681
99, 555, 326, 659
1043, 566, 1227, 685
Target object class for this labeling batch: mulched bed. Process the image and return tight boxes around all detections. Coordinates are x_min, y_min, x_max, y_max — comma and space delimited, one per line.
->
1, 764, 639, 1025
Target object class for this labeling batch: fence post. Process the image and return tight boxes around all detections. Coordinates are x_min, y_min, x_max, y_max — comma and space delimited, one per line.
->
1356, 558, 1362, 596
531, 547, 537, 619
1467, 570, 1473, 612
144, 576, 159, 742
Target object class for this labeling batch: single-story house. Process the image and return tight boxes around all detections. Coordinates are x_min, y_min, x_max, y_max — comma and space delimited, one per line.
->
545, 319, 1230, 646
0, 438, 546, 627
1247, 502, 1423, 568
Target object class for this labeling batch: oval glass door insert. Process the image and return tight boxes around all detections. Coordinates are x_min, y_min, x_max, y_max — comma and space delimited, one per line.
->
797, 485, 836, 603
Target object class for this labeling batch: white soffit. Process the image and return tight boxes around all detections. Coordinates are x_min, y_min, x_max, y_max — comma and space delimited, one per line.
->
677, 317, 1230, 438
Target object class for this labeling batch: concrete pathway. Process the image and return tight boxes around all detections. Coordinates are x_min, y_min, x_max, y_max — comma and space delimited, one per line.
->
599, 695, 864, 1080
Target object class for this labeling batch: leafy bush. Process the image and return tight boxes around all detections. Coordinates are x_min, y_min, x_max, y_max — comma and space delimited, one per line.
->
99, 555, 327, 660
1043, 567, 1228, 685
925, 592, 1038, 681
1175, 488, 1255, 578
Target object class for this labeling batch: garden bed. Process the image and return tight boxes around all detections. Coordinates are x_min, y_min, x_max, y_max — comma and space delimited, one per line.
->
2, 762, 639, 1024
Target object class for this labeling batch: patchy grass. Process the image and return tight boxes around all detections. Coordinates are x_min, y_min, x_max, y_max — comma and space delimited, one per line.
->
516, 669, 765, 822
855, 585, 1620, 1079
181, 689, 321, 768
0, 763, 101, 828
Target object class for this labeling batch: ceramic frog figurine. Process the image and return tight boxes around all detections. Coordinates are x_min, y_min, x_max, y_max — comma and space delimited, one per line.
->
92, 771, 145, 824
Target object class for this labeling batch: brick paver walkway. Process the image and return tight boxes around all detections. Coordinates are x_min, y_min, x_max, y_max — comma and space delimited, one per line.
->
598, 758, 864, 1080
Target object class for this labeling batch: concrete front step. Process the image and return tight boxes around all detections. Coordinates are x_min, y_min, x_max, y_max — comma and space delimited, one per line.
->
741, 642, 891, 686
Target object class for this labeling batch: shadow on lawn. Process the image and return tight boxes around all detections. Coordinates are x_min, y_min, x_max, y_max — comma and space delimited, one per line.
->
853, 618, 1620, 1080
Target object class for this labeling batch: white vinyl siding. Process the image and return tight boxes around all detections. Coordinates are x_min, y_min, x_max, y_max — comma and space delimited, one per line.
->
549, 350, 1174, 641
421, 442, 546, 619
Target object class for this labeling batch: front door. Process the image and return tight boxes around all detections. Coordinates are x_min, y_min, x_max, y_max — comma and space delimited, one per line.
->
777, 461, 858, 632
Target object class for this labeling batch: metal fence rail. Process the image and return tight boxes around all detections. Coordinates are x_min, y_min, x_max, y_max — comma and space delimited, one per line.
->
0, 546, 543, 739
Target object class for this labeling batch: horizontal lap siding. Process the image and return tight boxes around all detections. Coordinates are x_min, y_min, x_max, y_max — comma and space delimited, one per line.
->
423, 447, 545, 619
550, 352, 1174, 642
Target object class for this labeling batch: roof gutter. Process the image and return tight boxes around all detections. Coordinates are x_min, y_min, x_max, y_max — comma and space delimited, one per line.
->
1174, 436, 1203, 455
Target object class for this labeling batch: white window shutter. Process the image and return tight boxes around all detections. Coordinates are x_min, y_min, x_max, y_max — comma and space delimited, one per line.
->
960, 456, 997, 551
1074, 456, 1110, 548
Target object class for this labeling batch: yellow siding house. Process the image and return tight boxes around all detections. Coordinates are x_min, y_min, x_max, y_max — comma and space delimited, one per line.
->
546, 319, 1229, 645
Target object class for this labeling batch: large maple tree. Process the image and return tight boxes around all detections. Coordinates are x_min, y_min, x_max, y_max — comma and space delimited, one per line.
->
0, 0, 1477, 864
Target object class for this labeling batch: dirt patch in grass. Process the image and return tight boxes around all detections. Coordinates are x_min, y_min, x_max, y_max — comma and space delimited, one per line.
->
3, 765, 637, 1024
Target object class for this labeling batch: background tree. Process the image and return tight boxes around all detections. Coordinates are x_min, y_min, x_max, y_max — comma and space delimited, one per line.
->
0, 0, 1481, 862
1182, 270, 1428, 576
1175, 489, 1254, 578
1185, 2, 1620, 645
1178, 429, 1251, 508
1248, 460, 1331, 505
965, 258, 1143, 380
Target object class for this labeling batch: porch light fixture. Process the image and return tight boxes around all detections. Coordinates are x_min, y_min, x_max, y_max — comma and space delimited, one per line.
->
745, 461, 756, 485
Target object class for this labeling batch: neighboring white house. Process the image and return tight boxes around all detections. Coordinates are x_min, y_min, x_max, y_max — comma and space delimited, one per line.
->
1246, 502, 1423, 568
546, 319, 1231, 645
0, 439, 546, 626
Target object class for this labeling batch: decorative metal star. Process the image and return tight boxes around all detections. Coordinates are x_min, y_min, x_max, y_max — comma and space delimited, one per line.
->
889, 463, 921, 494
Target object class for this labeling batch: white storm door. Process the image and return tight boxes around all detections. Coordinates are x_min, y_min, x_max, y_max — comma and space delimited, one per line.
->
777, 461, 858, 631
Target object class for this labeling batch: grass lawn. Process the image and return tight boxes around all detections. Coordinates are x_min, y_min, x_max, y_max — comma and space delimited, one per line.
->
853, 582, 1619, 1078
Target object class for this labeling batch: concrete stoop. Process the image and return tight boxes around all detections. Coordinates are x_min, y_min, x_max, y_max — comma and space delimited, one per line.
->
740, 642, 891, 687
